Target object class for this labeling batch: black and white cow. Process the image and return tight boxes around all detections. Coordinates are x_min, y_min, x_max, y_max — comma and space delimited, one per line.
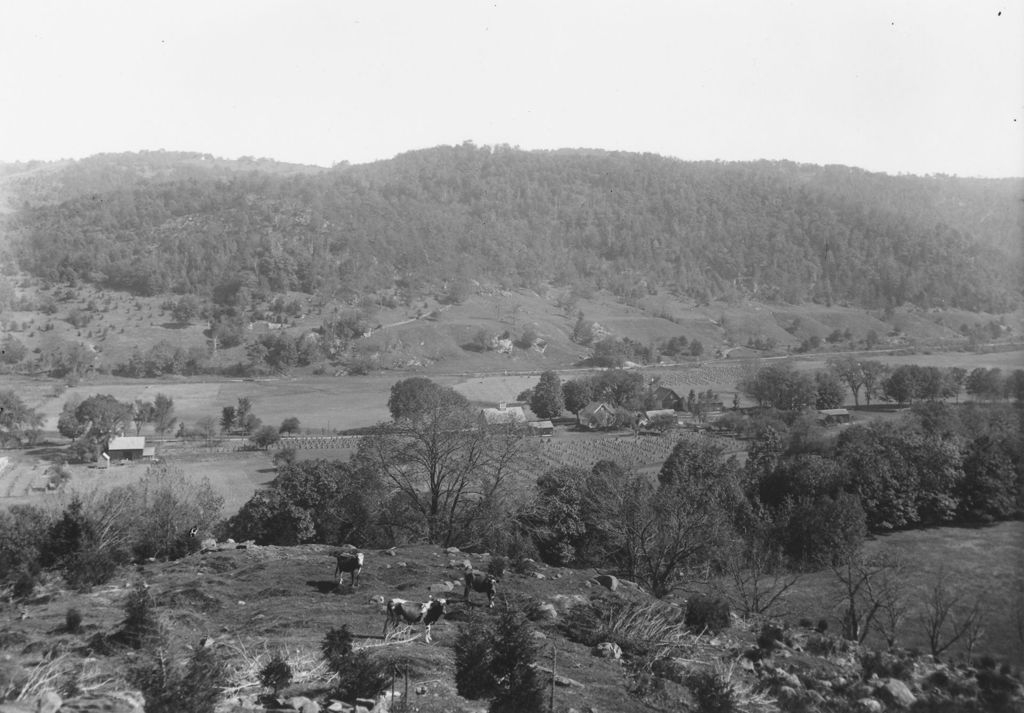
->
383, 598, 447, 643
463, 569, 497, 608
333, 551, 364, 587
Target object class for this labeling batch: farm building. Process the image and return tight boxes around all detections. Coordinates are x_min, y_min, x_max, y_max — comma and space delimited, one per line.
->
650, 386, 682, 410
478, 403, 527, 427
643, 409, 678, 430
578, 401, 617, 430
527, 420, 554, 436
104, 436, 156, 462
818, 408, 852, 425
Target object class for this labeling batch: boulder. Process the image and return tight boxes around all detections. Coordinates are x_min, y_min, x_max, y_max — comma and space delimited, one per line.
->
287, 696, 322, 713
592, 642, 623, 659
593, 575, 619, 591
875, 678, 916, 708
59, 690, 145, 712
445, 546, 461, 554
428, 582, 454, 593
200, 537, 217, 551
857, 699, 883, 713
536, 603, 558, 620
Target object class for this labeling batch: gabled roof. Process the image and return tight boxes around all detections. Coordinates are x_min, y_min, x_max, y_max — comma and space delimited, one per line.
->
107, 436, 145, 451
479, 405, 527, 425
579, 401, 615, 417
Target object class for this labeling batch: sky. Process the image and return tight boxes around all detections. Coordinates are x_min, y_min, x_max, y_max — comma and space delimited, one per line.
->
1, 1, 1022, 177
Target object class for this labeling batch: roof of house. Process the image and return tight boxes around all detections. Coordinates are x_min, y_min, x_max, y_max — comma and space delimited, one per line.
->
528, 420, 554, 429
579, 401, 614, 417
653, 386, 680, 397
818, 408, 850, 417
479, 405, 527, 425
645, 409, 677, 420
107, 436, 146, 451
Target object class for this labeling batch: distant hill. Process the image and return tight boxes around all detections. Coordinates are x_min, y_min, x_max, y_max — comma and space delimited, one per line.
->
4, 145, 1021, 311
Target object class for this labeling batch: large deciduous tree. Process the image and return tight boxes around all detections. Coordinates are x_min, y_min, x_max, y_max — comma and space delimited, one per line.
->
828, 356, 865, 407
561, 379, 592, 416
0, 390, 43, 446
386, 377, 469, 421
357, 394, 526, 547
529, 370, 564, 419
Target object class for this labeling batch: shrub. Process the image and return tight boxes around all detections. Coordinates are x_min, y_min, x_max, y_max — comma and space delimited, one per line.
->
64, 548, 121, 590
321, 626, 354, 667
65, 608, 83, 634
12, 570, 36, 601
321, 626, 389, 702
130, 644, 228, 713
756, 623, 785, 651
487, 556, 508, 579
685, 595, 731, 635
454, 617, 495, 699
332, 651, 388, 702
121, 582, 161, 649
259, 654, 292, 696
686, 669, 736, 713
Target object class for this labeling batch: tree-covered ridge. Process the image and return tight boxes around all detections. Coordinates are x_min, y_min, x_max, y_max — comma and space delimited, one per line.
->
8, 145, 1022, 310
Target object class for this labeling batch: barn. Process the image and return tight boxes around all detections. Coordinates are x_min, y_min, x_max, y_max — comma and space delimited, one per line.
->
650, 386, 682, 410
105, 436, 155, 462
478, 403, 527, 428
818, 408, 852, 425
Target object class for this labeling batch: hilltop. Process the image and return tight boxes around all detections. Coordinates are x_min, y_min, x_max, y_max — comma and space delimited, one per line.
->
4, 538, 1022, 713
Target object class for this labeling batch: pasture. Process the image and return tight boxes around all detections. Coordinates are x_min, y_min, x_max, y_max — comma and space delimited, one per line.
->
781, 521, 1024, 664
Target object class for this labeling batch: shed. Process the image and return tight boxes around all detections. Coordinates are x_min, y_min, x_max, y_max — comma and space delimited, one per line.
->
527, 420, 554, 436
644, 409, 678, 429
818, 408, 852, 425
106, 436, 146, 461
578, 401, 617, 430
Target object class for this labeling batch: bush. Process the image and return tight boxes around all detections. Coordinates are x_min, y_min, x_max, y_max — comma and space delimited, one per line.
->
65, 608, 83, 634
685, 595, 731, 635
487, 556, 508, 579
321, 626, 389, 702
121, 582, 161, 649
454, 617, 496, 699
64, 548, 122, 590
686, 669, 736, 713
756, 623, 785, 651
259, 654, 292, 696
12, 570, 36, 601
130, 644, 228, 713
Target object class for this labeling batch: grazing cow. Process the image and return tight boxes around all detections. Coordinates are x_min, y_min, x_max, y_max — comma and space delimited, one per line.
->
463, 569, 497, 608
333, 552, 364, 587
384, 598, 447, 643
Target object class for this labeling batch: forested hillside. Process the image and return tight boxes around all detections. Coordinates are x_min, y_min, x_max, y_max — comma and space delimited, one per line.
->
5, 145, 1021, 311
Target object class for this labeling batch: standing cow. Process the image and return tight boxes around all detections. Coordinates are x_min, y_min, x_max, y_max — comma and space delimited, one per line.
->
463, 569, 497, 608
333, 551, 364, 587
384, 598, 447, 643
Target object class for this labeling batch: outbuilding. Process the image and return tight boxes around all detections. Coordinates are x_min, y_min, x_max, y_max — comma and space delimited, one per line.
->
105, 436, 155, 462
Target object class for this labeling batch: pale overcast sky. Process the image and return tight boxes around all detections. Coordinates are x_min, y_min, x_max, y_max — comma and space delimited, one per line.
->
1, 0, 1021, 176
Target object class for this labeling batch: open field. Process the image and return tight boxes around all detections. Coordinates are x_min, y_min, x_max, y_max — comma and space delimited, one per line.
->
0, 449, 276, 515
783, 521, 1024, 664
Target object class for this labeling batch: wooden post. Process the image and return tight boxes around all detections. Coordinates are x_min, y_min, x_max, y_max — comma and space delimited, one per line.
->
550, 644, 556, 712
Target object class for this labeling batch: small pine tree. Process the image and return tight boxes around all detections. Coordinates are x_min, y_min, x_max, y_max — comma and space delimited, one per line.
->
259, 653, 292, 696
488, 610, 546, 713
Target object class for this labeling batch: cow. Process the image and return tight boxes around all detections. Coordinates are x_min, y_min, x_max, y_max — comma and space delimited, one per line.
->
463, 569, 497, 608
383, 598, 447, 643
333, 551, 364, 588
